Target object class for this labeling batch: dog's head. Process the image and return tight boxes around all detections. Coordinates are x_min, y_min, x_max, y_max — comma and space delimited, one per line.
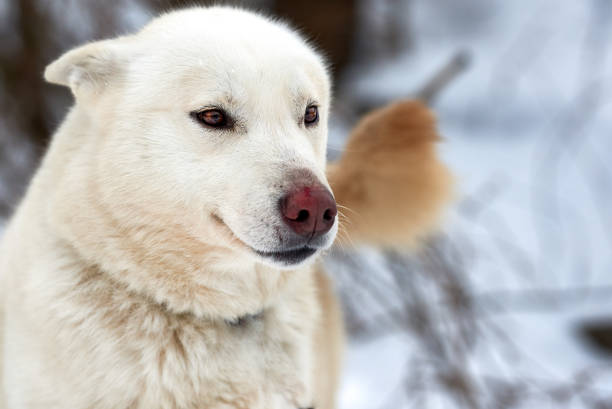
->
45, 7, 336, 270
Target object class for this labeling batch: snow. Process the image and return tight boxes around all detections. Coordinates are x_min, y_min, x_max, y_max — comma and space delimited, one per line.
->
334, 1, 612, 408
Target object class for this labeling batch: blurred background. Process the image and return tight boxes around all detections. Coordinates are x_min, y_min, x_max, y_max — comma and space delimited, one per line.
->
1, 0, 612, 408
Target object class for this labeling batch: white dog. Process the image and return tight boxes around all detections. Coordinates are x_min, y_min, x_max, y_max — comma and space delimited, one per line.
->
0, 7, 342, 409
0, 5, 452, 409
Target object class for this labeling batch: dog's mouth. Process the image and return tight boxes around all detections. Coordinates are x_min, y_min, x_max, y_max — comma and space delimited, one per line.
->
253, 246, 318, 265
211, 214, 320, 266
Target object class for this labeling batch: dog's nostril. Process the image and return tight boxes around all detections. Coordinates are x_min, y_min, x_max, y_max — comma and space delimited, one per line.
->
295, 209, 309, 222
322, 208, 333, 221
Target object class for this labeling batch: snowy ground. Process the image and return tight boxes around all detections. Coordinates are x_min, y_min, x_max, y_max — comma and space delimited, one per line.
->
337, 133, 612, 409
334, 1, 612, 408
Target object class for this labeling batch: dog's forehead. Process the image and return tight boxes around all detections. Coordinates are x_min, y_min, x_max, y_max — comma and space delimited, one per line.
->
131, 7, 329, 106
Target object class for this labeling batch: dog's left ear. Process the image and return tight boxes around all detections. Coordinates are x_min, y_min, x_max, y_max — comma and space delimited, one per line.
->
44, 38, 131, 100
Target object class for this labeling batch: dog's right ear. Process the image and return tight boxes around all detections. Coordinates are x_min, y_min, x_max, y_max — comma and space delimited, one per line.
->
44, 38, 130, 100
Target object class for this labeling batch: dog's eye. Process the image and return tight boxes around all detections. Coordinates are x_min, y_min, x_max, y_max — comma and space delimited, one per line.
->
304, 105, 319, 126
192, 109, 229, 128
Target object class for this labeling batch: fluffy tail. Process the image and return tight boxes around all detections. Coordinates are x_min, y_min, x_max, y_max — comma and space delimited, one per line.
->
327, 100, 452, 248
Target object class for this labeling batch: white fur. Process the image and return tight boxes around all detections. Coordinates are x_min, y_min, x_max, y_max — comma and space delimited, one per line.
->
0, 7, 338, 408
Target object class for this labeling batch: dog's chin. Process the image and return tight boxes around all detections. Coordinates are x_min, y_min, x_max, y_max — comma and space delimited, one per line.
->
210, 213, 330, 269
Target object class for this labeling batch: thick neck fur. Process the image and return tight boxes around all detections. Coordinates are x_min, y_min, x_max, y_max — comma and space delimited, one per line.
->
1, 208, 318, 408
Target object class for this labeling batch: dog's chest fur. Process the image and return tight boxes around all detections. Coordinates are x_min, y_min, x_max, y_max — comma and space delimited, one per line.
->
4, 253, 318, 409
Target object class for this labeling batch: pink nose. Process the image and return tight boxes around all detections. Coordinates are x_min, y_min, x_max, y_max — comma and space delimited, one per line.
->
280, 186, 337, 238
